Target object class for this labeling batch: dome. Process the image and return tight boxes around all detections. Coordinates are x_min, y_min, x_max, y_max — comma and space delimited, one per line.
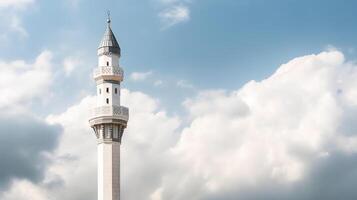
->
98, 20, 121, 56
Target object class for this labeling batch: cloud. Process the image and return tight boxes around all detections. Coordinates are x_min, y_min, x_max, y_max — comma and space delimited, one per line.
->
0, 0, 34, 9
177, 79, 194, 89
0, 13, 29, 40
1, 180, 49, 200
159, 5, 190, 28
9, 14, 28, 37
154, 80, 164, 86
0, 50, 60, 192
0, 50, 60, 194
0, 51, 54, 109
63, 56, 82, 76
0, 0, 34, 41
4, 50, 357, 200
0, 88, 180, 200
153, 51, 357, 199
159, 0, 181, 4
0, 113, 61, 190
44, 96, 98, 200
130, 71, 153, 81
132, 50, 357, 199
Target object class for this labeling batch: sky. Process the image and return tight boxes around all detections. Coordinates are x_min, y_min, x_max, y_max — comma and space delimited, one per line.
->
2, 0, 357, 199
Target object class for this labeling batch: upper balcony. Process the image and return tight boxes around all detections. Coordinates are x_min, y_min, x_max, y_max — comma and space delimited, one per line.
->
89, 105, 129, 126
93, 66, 124, 82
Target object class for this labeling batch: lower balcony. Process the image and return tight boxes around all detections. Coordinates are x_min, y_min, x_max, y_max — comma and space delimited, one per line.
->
89, 105, 129, 126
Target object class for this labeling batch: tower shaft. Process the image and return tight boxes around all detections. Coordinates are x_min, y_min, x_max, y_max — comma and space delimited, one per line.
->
98, 142, 120, 200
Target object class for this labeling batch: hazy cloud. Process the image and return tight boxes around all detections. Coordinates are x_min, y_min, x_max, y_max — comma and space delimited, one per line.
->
130, 71, 153, 81
0, 0, 34, 41
159, 5, 190, 28
63, 56, 82, 76
177, 79, 194, 89
0, 0, 34, 9
154, 80, 164, 86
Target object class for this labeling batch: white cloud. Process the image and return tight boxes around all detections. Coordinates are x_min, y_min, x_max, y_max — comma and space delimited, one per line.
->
130, 71, 153, 81
1, 180, 49, 200
154, 80, 164, 86
0, 15, 28, 41
159, 5, 190, 28
0, 50, 54, 109
153, 50, 357, 199
0, 0, 34, 9
0, 0, 34, 42
9, 15, 28, 37
63, 57, 82, 76
159, 0, 181, 4
135, 50, 357, 199
4, 50, 357, 200
177, 79, 194, 89
0, 50, 63, 197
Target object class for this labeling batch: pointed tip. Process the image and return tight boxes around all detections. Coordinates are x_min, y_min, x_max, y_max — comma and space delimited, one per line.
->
107, 10, 111, 24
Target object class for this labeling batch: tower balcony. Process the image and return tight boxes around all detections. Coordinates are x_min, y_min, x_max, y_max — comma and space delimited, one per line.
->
89, 105, 129, 126
93, 66, 124, 82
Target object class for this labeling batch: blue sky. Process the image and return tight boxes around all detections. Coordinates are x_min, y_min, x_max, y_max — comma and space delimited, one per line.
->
3, 0, 357, 115
3, 0, 357, 199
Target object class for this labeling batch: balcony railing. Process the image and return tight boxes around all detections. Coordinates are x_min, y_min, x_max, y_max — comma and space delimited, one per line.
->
91, 105, 129, 121
93, 66, 124, 80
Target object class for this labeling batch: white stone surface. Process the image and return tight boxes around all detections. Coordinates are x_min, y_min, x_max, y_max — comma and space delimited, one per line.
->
97, 142, 121, 200
96, 82, 121, 107
98, 54, 120, 67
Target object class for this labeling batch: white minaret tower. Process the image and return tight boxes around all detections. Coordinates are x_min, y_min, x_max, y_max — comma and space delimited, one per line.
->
89, 13, 129, 200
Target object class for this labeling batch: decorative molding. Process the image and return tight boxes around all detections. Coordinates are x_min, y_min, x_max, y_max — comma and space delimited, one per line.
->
94, 66, 124, 82
92, 124, 125, 143
90, 105, 129, 121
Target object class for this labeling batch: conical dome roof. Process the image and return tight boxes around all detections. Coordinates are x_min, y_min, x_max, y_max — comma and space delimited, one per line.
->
97, 19, 121, 56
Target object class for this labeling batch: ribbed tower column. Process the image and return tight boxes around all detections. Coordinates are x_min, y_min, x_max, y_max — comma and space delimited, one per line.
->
89, 15, 129, 200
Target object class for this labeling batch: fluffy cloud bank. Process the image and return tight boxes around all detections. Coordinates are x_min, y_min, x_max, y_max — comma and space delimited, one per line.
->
158, 51, 357, 199
2, 50, 357, 200
0, 51, 61, 197
0, 51, 53, 109
0, 89, 180, 200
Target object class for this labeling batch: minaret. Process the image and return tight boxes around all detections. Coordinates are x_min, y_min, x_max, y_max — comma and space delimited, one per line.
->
89, 14, 129, 200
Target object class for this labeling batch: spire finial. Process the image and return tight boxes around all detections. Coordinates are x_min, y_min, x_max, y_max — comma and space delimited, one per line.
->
107, 10, 111, 25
